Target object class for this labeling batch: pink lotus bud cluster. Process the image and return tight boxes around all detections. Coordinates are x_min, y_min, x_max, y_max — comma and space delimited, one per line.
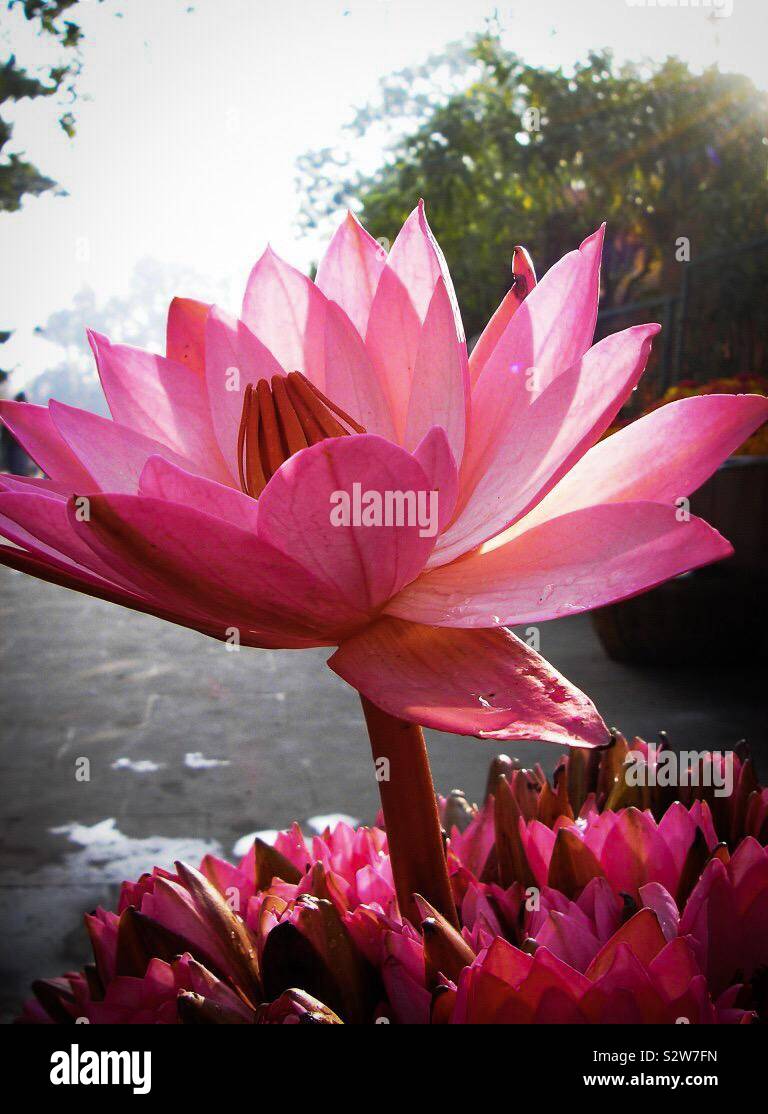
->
20, 736, 768, 1025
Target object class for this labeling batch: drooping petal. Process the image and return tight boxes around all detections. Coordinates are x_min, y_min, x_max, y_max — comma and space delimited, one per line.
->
314, 211, 386, 336
0, 538, 117, 597
434, 323, 659, 565
88, 331, 229, 481
0, 473, 73, 497
166, 297, 211, 372
387, 502, 732, 627
0, 494, 76, 568
328, 618, 610, 747
518, 393, 768, 530
469, 245, 537, 387
138, 456, 259, 532
69, 494, 369, 644
241, 246, 327, 378
0, 492, 297, 647
0, 490, 140, 587
204, 306, 284, 478
0, 401, 94, 490
48, 401, 202, 493
0, 541, 252, 646
403, 277, 469, 466
256, 435, 436, 615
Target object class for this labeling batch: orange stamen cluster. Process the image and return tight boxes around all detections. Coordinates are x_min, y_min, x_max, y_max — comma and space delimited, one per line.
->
237, 371, 365, 497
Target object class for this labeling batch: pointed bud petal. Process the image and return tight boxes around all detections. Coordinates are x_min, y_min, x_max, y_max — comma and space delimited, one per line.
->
596, 730, 630, 806
537, 775, 574, 827
415, 895, 476, 988
547, 828, 604, 899
252, 837, 303, 889
494, 775, 537, 889
484, 753, 517, 803
114, 906, 209, 980
175, 860, 261, 1000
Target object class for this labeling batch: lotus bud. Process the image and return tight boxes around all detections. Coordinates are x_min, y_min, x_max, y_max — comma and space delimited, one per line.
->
444, 789, 475, 834
254, 988, 343, 1025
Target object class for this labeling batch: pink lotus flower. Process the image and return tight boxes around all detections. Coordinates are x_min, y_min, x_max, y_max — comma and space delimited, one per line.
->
2, 205, 765, 746
456, 791, 721, 904
450, 921, 742, 1025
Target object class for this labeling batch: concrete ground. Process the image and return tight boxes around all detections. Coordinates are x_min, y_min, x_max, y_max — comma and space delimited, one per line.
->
1, 566, 765, 1020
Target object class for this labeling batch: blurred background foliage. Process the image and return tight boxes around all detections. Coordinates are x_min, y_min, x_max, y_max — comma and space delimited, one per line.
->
299, 33, 768, 369
0, 1, 104, 214
1, 0, 109, 379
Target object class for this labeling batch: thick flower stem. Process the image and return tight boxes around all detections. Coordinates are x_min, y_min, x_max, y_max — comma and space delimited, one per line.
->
360, 695, 459, 929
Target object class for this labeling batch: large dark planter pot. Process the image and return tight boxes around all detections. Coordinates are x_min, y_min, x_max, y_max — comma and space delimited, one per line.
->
591, 456, 768, 665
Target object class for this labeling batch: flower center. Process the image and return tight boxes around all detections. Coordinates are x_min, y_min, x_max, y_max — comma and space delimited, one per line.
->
236, 371, 365, 497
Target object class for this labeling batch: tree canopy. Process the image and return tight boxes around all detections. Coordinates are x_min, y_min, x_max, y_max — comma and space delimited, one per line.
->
299, 35, 768, 342
0, 1, 104, 213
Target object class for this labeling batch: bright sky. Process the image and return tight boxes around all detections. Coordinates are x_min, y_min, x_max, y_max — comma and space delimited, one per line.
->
1, 0, 765, 386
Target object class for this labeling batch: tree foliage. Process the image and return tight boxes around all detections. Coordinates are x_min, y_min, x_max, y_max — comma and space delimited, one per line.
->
0, 1, 104, 212
28, 258, 230, 412
299, 35, 768, 340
